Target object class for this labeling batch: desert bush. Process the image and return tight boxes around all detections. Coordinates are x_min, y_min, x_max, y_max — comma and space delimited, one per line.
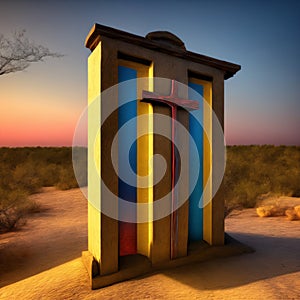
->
0, 188, 39, 233
55, 166, 78, 190
0, 146, 298, 221
256, 205, 288, 218
0, 147, 88, 233
256, 205, 300, 221
285, 209, 298, 221
224, 145, 300, 214
294, 205, 300, 218
72, 147, 88, 187
0, 147, 87, 193
38, 163, 61, 187
12, 162, 42, 193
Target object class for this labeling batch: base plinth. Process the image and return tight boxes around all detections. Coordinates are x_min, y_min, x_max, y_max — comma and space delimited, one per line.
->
82, 234, 254, 290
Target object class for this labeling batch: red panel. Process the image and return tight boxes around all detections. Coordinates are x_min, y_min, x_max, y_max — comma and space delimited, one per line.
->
119, 221, 137, 256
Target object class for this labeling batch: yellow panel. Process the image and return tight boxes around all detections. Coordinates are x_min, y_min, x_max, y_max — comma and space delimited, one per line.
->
88, 43, 101, 261
147, 63, 154, 256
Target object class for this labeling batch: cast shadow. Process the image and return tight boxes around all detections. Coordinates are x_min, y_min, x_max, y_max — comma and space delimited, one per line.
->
158, 232, 300, 291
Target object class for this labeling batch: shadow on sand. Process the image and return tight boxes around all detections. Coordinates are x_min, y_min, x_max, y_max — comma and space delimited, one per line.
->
156, 232, 300, 291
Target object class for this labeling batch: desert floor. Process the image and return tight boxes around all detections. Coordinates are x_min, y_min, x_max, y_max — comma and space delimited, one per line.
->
0, 188, 299, 299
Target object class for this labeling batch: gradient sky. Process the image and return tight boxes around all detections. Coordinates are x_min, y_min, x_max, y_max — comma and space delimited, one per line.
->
0, 0, 299, 146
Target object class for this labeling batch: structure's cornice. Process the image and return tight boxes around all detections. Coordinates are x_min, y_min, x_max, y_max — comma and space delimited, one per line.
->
85, 23, 241, 79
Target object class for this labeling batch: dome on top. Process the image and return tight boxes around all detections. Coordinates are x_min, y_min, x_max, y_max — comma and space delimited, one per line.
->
145, 31, 186, 50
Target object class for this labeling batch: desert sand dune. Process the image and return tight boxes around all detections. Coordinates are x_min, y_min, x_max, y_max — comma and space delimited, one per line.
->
0, 188, 299, 299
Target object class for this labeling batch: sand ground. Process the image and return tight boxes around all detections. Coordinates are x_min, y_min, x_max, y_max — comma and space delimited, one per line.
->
0, 188, 299, 299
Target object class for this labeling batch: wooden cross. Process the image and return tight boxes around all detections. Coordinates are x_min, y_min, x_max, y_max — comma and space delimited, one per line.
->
142, 80, 199, 259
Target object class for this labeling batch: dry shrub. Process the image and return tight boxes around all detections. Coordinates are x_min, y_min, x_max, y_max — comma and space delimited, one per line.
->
0, 188, 39, 233
285, 209, 298, 221
55, 166, 78, 190
225, 145, 300, 214
12, 163, 42, 194
256, 205, 289, 218
256, 206, 273, 217
0, 147, 87, 233
285, 206, 300, 221
257, 204, 300, 221
224, 203, 243, 217
294, 205, 300, 218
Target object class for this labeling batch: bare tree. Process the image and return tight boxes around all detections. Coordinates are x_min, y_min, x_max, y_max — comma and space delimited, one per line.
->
0, 30, 63, 76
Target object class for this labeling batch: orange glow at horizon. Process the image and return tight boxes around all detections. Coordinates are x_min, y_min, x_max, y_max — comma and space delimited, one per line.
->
1, 97, 84, 147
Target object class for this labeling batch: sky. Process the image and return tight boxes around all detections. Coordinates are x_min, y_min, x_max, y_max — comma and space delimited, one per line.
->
0, 0, 299, 146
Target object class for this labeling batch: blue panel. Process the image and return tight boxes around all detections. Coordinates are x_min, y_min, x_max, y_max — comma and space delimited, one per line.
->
188, 82, 203, 241
118, 66, 137, 221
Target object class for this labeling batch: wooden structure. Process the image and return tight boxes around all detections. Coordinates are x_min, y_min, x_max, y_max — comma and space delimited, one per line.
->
82, 23, 241, 289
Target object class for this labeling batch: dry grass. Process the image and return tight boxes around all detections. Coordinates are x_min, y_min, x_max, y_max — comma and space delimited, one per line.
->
0, 147, 87, 232
294, 205, 300, 218
285, 205, 300, 221
256, 202, 300, 221
256, 205, 287, 217
285, 209, 298, 221
224, 145, 300, 213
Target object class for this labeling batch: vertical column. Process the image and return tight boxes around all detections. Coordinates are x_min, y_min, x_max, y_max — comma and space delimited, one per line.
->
152, 99, 172, 263
137, 64, 153, 259
151, 57, 189, 262
211, 72, 225, 245
176, 99, 190, 258
88, 42, 101, 265
201, 81, 213, 245
99, 38, 119, 274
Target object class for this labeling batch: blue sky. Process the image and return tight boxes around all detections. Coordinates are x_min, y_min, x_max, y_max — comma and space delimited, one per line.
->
0, 0, 299, 145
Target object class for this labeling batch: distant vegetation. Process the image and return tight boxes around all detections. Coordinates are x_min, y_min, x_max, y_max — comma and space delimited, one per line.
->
0, 145, 299, 231
0, 147, 87, 232
224, 145, 300, 214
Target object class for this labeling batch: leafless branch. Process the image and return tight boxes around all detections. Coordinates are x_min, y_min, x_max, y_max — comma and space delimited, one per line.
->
0, 29, 63, 76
